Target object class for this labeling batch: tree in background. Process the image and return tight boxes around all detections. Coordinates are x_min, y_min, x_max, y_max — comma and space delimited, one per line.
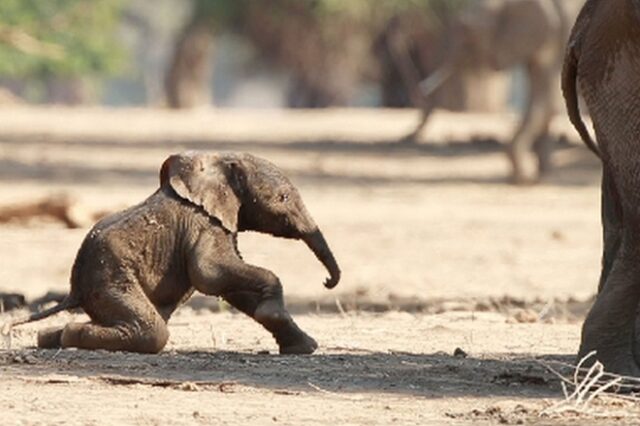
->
0, 0, 479, 108
0, 0, 124, 104
164, 0, 223, 108
374, 0, 470, 108
166, 0, 471, 109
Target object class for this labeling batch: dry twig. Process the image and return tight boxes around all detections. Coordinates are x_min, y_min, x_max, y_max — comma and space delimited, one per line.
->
539, 352, 640, 419
307, 381, 363, 401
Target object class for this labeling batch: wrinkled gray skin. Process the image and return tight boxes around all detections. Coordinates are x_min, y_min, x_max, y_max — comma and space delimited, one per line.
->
18, 152, 340, 355
395, 0, 582, 184
563, 0, 640, 376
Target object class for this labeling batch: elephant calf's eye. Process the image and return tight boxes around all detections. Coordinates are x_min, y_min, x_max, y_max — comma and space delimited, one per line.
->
278, 193, 289, 203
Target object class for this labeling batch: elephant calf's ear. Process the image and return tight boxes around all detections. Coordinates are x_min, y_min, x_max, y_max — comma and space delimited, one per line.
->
159, 155, 177, 187
160, 153, 241, 233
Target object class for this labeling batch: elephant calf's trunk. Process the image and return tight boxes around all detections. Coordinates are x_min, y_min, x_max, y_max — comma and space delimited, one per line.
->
304, 230, 341, 289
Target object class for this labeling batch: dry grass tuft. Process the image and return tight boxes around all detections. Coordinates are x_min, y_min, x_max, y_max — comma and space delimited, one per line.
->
539, 352, 640, 419
0, 320, 12, 350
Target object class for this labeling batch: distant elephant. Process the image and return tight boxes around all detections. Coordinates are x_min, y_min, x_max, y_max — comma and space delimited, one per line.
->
563, 0, 640, 375
12, 152, 341, 355
389, 0, 583, 184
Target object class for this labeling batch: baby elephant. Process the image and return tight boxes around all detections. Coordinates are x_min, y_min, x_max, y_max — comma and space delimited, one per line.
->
14, 152, 341, 355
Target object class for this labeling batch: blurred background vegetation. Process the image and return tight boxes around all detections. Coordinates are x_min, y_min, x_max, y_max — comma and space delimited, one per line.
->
0, 0, 486, 108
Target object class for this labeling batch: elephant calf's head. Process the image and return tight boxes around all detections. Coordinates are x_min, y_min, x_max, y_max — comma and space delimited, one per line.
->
160, 151, 341, 289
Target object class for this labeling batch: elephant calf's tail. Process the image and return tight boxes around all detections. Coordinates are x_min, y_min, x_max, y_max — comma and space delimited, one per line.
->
562, 41, 601, 159
9, 296, 80, 328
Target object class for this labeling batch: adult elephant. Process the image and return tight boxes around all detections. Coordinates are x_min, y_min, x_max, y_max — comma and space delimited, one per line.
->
389, 0, 584, 184
563, 0, 640, 376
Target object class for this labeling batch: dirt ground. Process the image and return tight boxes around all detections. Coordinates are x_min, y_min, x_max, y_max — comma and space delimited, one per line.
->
0, 107, 635, 425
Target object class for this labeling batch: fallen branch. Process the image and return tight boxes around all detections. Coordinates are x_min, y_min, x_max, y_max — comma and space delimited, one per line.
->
95, 375, 237, 392
307, 381, 364, 400
0, 194, 109, 228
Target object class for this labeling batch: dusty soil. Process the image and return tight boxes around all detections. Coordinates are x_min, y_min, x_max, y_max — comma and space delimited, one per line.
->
0, 107, 634, 425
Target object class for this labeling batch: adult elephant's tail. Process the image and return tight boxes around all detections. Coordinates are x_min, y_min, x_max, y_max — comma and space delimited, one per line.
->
561, 32, 601, 158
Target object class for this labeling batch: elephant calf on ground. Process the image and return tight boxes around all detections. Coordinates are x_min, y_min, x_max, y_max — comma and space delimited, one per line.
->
12, 151, 341, 355
563, 0, 640, 376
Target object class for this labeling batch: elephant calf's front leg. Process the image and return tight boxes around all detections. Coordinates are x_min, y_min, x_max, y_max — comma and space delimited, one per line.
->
188, 241, 318, 354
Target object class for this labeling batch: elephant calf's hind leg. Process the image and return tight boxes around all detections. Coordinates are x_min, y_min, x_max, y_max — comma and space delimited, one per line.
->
58, 289, 169, 354
37, 326, 64, 349
59, 320, 168, 354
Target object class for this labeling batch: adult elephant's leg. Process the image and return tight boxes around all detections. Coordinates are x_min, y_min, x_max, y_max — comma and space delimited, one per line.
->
599, 169, 623, 293
507, 64, 554, 184
402, 104, 434, 144
585, 169, 640, 370
604, 170, 640, 365
579, 224, 640, 376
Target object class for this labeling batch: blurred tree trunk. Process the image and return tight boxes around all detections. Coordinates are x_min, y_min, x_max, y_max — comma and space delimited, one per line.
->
376, 14, 509, 112
165, 16, 213, 109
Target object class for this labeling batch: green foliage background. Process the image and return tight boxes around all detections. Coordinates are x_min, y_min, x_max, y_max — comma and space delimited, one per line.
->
0, 0, 474, 104
0, 0, 124, 77
0, 0, 472, 78
191, 0, 471, 30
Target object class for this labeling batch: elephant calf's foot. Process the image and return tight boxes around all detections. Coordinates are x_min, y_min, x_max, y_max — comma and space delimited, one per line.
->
254, 299, 318, 355
37, 327, 64, 349
276, 331, 318, 355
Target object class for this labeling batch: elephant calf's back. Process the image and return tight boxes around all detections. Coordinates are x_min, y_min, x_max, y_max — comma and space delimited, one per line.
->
69, 192, 192, 307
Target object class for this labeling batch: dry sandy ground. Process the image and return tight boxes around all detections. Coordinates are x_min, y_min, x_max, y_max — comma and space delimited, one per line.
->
0, 107, 635, 425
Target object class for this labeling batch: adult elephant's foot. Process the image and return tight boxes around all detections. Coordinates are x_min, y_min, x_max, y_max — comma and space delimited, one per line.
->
509, 173, 538, 186
578, 344, 640, 379
534, 136, 555, 176
633, 315, 640, 367
399, 132, 419, 145
580, 280, 640, 380
508, 147, 540, 186
509, 167, 540, 186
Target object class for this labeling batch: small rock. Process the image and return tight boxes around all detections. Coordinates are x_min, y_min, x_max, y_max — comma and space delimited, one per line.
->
453, 347, 468, 358
174, 382, 200, 392
23, 355, 38, 364
513, 310, 538, 323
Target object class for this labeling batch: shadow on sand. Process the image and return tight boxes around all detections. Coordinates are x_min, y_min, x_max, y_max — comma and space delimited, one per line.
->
0, 134, 600, 188
0, 348, 573, 399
